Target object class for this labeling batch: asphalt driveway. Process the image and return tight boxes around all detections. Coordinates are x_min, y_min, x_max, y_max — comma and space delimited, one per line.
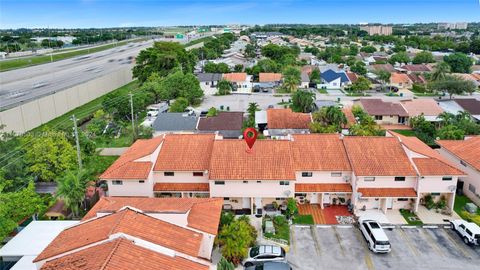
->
288, 225, 480, 270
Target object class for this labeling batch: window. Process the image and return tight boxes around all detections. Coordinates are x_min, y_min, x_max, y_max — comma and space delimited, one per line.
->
112, 180, 123, 185
398, 198, 408, 201
302, 172, 313, 177
394, 177, 406, 181
469, 184, 476, 193
442, 176, 453, 181
364, 177, 375, 181
257, 181, 262, 183
460, 160, 467, 167
164, 172, 174, 176
215, 181, 225, 185
431, 192, 440, 196
243, 181, 248, 184
280, 181, 290, 186
138, 180, 145, 183
398, 117, 406, 124
193, 172, 204, 177
375, 115, 383, 120
331, 172, 342, 177
223, 197, 230, 201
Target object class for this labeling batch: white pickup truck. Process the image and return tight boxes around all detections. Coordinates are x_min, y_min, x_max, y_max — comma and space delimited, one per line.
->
450, 219, 480, 245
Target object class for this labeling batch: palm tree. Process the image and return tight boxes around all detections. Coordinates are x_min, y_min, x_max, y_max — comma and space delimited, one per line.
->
431, 62, 450, 82
375, 70, 391, 92
325, 106, 347, 129
56, 170, 89, 217
438, 112, 455, 126
283, 76, 299, 92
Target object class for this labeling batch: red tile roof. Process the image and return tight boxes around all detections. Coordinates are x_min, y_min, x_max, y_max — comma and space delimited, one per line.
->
223, 73, 247, 82
100, 137, 163, 180
436, 137, 480, 171
342, 107, 356, 128
346, 72, 359, 83
343, 137, 417, 176
267, 109, 312, 129
209, 139, 295, 180
390, 73, 412, 85
154, 134, 215, 171
153, 183, 210, 192
259, 73, 282, 82
82, 197, 222, 235
295, 183, 352, 193
358, 188, 417, 197
40, 238, 208, 270
402, 64, 432, 72
358, 99, 408, 117
400, 99, 443, 117
35, 209, 203, 262
291, 134, 351, 171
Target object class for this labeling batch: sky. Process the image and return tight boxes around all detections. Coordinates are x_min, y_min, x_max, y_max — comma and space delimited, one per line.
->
0, 0, 479, 29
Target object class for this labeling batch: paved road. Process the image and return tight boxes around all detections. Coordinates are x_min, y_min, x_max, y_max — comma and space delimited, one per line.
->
0, 35, 211, 111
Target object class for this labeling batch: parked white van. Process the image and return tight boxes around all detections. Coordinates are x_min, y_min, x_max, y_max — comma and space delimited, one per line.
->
359, 219, 391, 253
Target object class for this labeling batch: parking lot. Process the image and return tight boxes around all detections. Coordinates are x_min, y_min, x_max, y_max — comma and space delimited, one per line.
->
288, 225, 480, 270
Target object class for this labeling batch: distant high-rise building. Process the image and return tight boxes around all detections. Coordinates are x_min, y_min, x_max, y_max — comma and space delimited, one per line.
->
438, 22, 468, 30
359, 25, 393, 35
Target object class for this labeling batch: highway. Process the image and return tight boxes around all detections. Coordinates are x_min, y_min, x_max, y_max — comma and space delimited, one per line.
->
0, 36, 206, 111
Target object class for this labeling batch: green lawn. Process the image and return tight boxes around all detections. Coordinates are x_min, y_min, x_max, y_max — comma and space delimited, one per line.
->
454, 195, 480, 226
35, 81, 139, 131
84, 155, 119, 179
184, 36, 213, 47
414, 92, 440, 97
0, 39, 143, 72
94, 135, 134, 148
263, 215, 290, 244
292, 215, 314, 225
318, 89, 328, 94
400, 209, 423, 225
392, 129, 416, 136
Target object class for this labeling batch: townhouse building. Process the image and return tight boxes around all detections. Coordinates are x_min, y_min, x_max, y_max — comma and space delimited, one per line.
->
100, 133, 464, 216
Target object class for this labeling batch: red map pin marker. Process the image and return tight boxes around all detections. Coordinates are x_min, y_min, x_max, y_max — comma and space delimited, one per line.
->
243, 128, 258, 153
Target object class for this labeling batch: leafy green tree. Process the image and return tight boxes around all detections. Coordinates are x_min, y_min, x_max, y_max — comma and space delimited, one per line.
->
309, 68, 321, 84
0, 182, 46, 241
443, 52, 473, 73
350, 106, 385, 136
247, 59, 280, 76
218, 218, 256, 265
376, 70, 391, 91
350, 61, 367, 75
286, 198, 298, 219
207, 107, 218, 117
245, 102, 259, 128
204, 62, 230, 73
311, 106, 347, 132
437, 125, 465, 140
430, 62, 450, 82
410, 115, 436, 145
217, 80, 232, 95
133, 42, 196, 83
244, 44, 256, 58
169, 97, 189, 112
155, 70, 203, 104
217, 257, 235, 270
56, 170, 89, 217
349, 44, 359, 56
412, 51, 435, 64
291, 90, 315, 113
429, 75, 476, 99
23, 131, 77, 182
349, 76, 371, 92
282, 66, 301, 92
360, 45, 376, 53
389, 52, 410, 65
234, 64, 243, 72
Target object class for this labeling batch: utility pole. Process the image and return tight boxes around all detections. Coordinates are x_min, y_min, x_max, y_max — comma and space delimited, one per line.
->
71, 114, 83, 170
129, 92, 135, 139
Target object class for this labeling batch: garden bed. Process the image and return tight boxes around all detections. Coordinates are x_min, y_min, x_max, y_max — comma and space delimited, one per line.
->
454, 195, 480, 226
263, 215, 290, 244
400, 209, 423, 225
292, 214, 314, 225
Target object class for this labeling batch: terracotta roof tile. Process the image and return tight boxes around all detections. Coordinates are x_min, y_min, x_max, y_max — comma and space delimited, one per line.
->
153, 183, 210, 192
291, 134, 351, 171
436, 137, 480, 171
223, 73, 247, 82
402, 64, 432, 72
400, 99, 443, 117
100, 137, 163, 180
35, 209, 203, 262
209, 140, 295, 180
267, 109, 312, 129
154, 134, 215, 171
358, 188, 417, 197
343, 137, 417, 176
259, 73, 282, 82
82, 197, 222, 235
346, 72, 359, 83
342, 107, 356, 128
40, 238, 208, 270
295, 183, 352, 193
390, 73, 412, 85
413, 158, 465, 176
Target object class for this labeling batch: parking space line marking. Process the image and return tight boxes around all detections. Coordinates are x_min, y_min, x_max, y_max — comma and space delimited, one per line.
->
443, 229, 472, 259
398, 229, 420, 257
421, 229, 443, 256
310, 226, 321, 255
332, 227, 346, 257
364, 254, 375, 270
352, 227, 375, 270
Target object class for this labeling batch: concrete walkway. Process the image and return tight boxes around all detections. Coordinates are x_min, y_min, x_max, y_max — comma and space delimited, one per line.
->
416, 206, 461, 224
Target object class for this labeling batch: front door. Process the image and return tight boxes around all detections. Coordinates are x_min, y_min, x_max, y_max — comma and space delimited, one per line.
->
373, 198, 380, 209
242, 198, 251, 209
386, 198, 394, 209
310, 193, 318, 204
323, 193, 330, 204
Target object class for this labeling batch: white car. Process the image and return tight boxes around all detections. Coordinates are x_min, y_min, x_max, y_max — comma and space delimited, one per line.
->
359, 219, 391, 253
243, 245, 286, 267
450, 219, 480, 245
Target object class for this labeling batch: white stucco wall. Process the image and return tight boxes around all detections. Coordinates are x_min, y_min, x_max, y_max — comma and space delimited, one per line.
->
355, 176, 417, 189
153, 171, 210, 183
209, 180, 294, 198
294, 171, 352, 184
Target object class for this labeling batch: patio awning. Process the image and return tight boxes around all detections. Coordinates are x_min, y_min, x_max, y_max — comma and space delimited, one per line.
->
153, 183, 209, 192
295, 183, 352, 193
358, 188, 417, 198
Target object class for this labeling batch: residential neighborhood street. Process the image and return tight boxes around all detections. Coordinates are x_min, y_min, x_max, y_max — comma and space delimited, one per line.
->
288, 225, 480, 270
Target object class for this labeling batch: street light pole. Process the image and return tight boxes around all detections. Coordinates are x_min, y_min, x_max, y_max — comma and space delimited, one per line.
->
71, 114, 83, 170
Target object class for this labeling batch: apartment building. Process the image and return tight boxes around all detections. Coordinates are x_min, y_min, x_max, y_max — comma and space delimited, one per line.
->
33, 197, 223, 270
360, 25, 393, 35
100, 133, 464, 216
